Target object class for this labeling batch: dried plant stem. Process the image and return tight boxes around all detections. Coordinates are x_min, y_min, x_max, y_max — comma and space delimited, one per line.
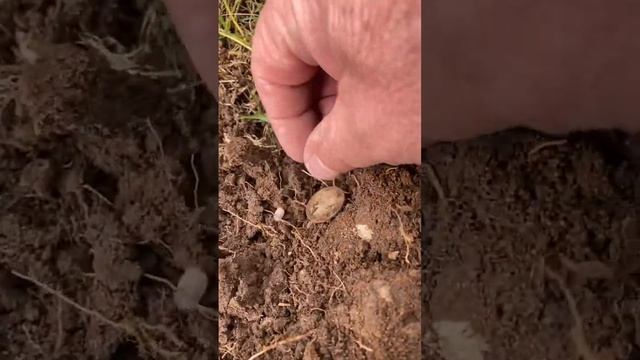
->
248, 331, 314, 360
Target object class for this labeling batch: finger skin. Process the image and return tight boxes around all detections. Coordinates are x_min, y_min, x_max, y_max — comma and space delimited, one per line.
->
163, 0, 218, 97
252, 0, 421, 177
250, 0, 323, 162
425, 0, 640, 144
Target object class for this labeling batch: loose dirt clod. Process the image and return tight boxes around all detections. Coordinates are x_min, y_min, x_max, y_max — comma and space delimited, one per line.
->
174, 267, 208, 311
273, 207, 285, 222
305, 186, 345, 223
1, 1, 216, 357
356, 224, 373, 241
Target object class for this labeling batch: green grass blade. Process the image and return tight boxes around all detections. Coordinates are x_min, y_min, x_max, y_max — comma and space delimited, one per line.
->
240, 113, 268, 123
221, 0, 246, 39
218, 28, 251, 51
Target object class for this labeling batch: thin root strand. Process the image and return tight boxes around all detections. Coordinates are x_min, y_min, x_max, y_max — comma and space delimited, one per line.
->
248, 331, 314, 360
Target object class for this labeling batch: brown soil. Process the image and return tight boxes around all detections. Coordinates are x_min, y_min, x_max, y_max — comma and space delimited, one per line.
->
425, 130, 640, 360
218, 62, 421, 359
0, 1, 217, 359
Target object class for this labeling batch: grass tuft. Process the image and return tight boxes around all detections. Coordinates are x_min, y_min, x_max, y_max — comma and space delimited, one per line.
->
218, 0, 268, 126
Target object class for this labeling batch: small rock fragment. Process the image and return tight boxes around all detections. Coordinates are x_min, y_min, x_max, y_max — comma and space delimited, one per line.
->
356, 224, 373, 241
306, 186, 345, 223
274, 207, 285, 222
174, 266, 208, 310
388, 251, 400, 261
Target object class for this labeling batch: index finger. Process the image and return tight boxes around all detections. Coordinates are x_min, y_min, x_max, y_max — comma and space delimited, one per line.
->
164, 0, 218, 97
251, 0, 320, 162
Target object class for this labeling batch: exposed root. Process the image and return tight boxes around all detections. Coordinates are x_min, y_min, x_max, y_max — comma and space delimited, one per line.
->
301, 169, 329, 187
219, 245, 237, 259
221, 207, 277, 237
544, 266, 598, 360
353, 338, 374, 353
332, 270, 347, 295
424, 163, 446, 201
11, 270, 184, 358
393, 209, 415, 265
190, 153, 200, 209
142, 273, 218, 321
80, 33, 179, 79
528, 139, 567, 157
296, 234, 319, 262
350, 174, 361, 190
145, 118, 172, 181
278, 219, 319, 262
144, 273, 177, 290
54, 299, 64, 356
82, 184, 114, 207
21, 324, 44, 355
248, 331, 315, 360
220, 341, 241, 359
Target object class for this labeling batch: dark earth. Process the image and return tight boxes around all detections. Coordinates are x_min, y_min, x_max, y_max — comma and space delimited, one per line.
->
8, 1, 636, 360
218, 38, 422, 360
0, 1, 217, 359
425, 130, 640, 360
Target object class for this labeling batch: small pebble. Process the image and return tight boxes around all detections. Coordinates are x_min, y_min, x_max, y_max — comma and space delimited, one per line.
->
388, 251, 400, 260
174, 266, 208, 311
274, 207, 285, 222
356, 224, 373, 241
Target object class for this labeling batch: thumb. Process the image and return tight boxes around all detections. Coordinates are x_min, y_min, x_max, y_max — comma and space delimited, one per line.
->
303, 98, 373, 180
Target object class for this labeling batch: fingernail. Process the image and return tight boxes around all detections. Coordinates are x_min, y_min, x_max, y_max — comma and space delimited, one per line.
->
305, 154, 338, 180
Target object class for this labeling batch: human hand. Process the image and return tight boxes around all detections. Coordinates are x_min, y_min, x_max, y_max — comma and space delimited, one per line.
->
424, 0, 640, 144
163, 0, 218, 96
251, 0, 421, 180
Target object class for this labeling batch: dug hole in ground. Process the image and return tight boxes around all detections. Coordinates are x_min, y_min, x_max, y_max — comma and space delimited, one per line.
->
218, 1, 422, 359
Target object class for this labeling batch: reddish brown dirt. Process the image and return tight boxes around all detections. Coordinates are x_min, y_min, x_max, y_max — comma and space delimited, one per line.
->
0, 1, 217, 359
218, 63, 422, 360
425, 130, 640, 360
